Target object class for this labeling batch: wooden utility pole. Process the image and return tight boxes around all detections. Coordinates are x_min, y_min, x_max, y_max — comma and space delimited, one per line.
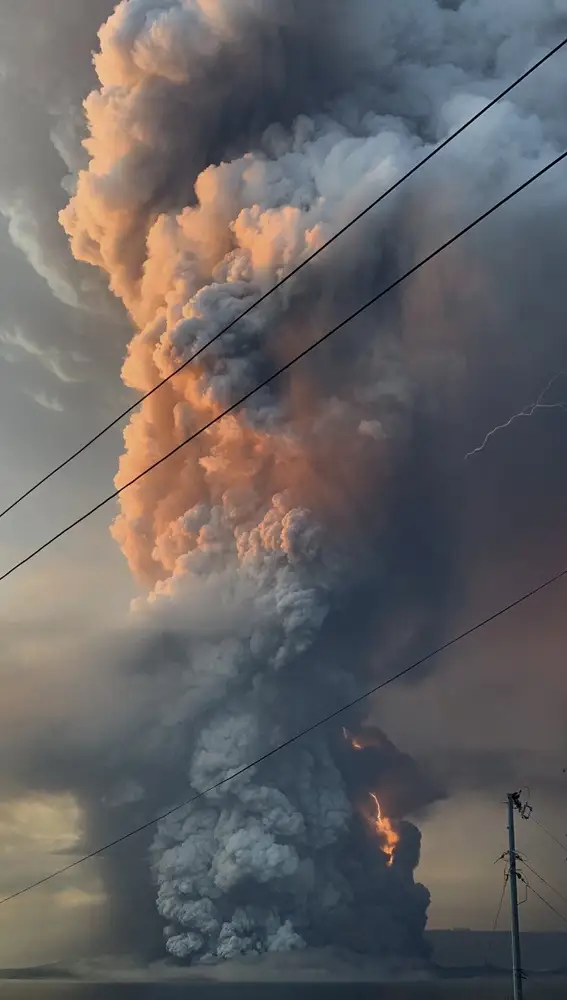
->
507, 792, 524, 1000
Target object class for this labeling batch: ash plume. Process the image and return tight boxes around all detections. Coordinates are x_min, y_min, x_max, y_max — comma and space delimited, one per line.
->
52, 0, 567, 966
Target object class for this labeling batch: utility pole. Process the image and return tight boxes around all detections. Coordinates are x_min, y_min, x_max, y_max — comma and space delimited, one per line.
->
507, 792, 524, 1000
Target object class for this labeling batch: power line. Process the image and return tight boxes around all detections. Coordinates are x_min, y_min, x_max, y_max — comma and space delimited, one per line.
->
2, 555, 567, 907
520, 857, 567, 908
1, 149, 566, 586
484, 867, 509, 971
1, 37, 566, 523
492, 871, 509, 932
531, 816, 567, 857
521, 876, 567, 927
517, 792, 567, 855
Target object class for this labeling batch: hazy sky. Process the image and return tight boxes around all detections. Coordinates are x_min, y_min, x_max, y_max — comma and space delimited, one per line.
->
0, 0, 567, 967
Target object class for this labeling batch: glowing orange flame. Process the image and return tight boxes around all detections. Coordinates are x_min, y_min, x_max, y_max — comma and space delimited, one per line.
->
342, 727, 363, 750
342, 730, 399, 864
369, 793, 399, 866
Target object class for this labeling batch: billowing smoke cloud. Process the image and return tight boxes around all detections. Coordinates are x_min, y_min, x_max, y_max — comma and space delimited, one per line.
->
52, 0, 567, 966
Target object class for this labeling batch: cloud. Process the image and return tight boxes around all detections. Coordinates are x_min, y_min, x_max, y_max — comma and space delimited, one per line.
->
0, 789, 107, 966
27, 390, 64, 413
56, 887, 107, 911
0, 0, 130, 449
0, 200, 82, 310
0, 0, 118, 312
0, 327, 87, 383
0, 794, 81, 857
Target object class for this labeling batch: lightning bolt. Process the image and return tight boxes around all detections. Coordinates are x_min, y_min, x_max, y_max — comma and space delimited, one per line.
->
465, 371, 567, 461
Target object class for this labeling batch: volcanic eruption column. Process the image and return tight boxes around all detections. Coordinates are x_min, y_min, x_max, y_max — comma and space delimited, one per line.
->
61, 0, 463, 962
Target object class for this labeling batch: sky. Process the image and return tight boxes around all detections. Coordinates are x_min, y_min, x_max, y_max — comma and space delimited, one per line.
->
0, 0, 566, 968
